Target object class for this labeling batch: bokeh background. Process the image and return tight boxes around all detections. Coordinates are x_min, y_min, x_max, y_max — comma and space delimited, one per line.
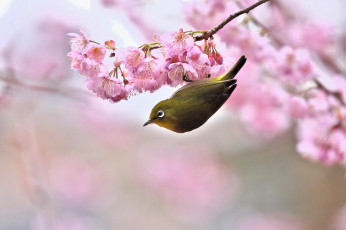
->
0, 0, 346, 229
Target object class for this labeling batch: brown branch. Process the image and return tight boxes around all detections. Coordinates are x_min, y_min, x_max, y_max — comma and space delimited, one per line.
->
318, 52, 344, 76
314, 79, 346, 107
236, 1, 284, 47
195, 0, 271, 41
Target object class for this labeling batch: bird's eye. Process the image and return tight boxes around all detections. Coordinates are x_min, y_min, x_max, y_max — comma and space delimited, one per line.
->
157, 110, 165, 118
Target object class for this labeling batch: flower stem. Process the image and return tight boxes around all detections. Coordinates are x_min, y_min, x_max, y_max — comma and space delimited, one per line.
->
89, 40, 101, 45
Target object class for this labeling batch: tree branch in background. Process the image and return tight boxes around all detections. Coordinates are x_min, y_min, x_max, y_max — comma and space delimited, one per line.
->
195, 0, 271, 41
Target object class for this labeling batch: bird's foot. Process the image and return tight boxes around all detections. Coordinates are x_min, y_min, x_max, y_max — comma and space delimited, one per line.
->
182, 72, 193, 82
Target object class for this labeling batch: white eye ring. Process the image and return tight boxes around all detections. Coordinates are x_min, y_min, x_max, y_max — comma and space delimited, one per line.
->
157, 110, 165, 118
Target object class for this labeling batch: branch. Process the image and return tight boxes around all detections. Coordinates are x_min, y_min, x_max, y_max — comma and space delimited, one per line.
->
236, 2, 284, 47
314, 79, 345, 107
238, 3, 345, 101
195, 0, 271, 41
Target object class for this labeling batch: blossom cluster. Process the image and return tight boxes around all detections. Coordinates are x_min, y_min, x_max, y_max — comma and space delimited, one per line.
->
68, 29, 226, 103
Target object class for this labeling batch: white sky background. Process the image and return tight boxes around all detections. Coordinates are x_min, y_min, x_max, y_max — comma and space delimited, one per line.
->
0, 0, 344, 129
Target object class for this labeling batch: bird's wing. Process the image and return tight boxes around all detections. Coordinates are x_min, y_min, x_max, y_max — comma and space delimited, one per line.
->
171, 79, 237, 101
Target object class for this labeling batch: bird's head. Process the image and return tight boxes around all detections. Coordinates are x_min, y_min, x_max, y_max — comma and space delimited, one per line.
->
143, 99, 179, 132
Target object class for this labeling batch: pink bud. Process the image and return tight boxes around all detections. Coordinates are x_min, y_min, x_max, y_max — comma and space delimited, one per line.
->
105, 40, 116, 49
215, 52, 223, 65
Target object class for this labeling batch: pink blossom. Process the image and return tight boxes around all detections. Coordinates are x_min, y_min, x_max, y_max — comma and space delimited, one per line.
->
285, 96, 308, 118
86, 73, 128, 103
123, 47, 145, 70
161, 28, 194, 57
85, 44, 106, 63
130, 58, 166, 93
296, 114, 344, 165
318, 75, 346, 105
136, 58, 161, 79
186, 45, 203, 61
104, 40, 116, 49
275, 46, 316, 85
188, 52, 211, 79
127, 76, 158, 94
67, 51, 84, 70
68, 29, 89, 52
307, 89, 330, 113
168, 62, 198, 86
288, 22, 333, 52
78, 59, 103, 78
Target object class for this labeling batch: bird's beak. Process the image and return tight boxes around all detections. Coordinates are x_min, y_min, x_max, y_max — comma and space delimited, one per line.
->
143, 118, 155, 127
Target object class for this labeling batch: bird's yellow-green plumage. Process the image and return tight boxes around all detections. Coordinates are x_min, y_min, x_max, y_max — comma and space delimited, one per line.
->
143, 55, 247, 133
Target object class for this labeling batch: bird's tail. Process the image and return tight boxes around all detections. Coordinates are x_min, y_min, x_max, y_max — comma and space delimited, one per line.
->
216, 55, 247, 81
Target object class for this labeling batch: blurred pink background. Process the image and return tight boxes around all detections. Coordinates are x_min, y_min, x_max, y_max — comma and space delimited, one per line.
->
0, 0, 346, 229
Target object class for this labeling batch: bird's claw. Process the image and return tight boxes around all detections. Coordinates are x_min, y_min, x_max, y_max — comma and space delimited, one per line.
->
182, 72, 193, 82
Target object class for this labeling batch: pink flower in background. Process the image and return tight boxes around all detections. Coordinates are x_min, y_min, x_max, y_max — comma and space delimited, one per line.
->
296, 114, 344, 165
318, 74, 346, 105
227, 63, 290, 137
136, 147, 238, 216
68, 30, 89, 52
86, 44, 106, 63
48, 156, 102, 206
235, 214, 306, 230
184, 0, 238, 34
275, 46, 316, 85
4, 16, 75, 80
331, 205, 346, 230
307, 90, 330, 113
285, 96, 308, 118
288, 22, 333, 52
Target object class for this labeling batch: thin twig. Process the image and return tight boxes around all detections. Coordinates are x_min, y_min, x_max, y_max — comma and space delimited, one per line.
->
314, 79, 345, 107
195, 0, 271, 41
236, 1, 284, 47
271, 1, 344, 76
239, 3, 345, 106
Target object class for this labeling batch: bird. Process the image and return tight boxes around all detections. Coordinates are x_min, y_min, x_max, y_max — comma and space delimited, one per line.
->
143, 55, 247, 133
